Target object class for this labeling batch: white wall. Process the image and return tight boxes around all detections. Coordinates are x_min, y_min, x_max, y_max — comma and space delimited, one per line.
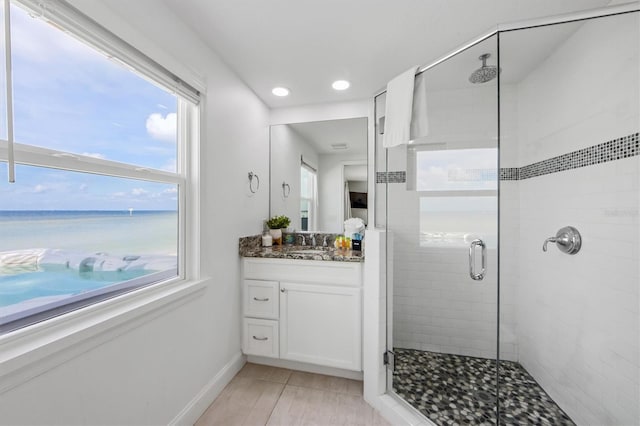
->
0, 1, 270, 424
270, 125, 318, 231
318, 154, 367, 232
506, 13, 639, 426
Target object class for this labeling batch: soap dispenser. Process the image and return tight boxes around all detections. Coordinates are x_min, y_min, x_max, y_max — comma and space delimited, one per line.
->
262, 230, 273, 247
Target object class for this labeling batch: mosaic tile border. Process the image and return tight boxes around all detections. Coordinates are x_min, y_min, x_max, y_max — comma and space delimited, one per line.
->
377, 133, 638, 185
500, 167, 519, 181
504, 132, 638, 181
376, 171, 406, 183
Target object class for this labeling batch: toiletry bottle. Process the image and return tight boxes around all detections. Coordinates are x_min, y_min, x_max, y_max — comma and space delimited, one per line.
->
262, 231, 273, 247
352, 233, 362, 251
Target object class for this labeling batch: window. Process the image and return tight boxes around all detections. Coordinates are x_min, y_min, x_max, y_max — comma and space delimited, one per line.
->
0, 1, 199, 333
300, 163, 316, 231
409, 146, 497, 247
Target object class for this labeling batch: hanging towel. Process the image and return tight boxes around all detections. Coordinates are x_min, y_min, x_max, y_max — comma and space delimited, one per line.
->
383, 66, 418, 148
383, 66, 430, 148
410, 71, 429, 141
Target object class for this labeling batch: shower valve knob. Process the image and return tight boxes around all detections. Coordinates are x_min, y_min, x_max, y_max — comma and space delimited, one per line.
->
542, 226, 581, 255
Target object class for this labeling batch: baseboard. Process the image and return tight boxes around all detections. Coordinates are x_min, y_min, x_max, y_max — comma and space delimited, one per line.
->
169, 352, 246, 426
247, 355, 363, 381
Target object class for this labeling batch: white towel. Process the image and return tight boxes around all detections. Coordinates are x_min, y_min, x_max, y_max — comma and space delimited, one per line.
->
410, 71, 429, 141
383, 66, 418, 148
382, 66, 429, 148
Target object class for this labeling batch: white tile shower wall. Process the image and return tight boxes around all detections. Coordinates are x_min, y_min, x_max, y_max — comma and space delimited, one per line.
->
517, 161, 639, 425
509, 12, 639, 426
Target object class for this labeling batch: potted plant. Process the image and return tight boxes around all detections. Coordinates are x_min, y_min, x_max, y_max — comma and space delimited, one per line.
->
266, 215, 291, 245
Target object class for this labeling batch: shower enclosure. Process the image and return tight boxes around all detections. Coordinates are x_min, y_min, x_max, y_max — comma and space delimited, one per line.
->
376, 6, 639, 425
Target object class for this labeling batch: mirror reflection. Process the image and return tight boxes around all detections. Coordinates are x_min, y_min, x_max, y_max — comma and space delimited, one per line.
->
270, 118, 368, 233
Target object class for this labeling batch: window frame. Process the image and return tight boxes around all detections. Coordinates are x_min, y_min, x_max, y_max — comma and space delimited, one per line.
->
300, 162, 317, 231
0, 0, 202, 334
408, 143, 498, 247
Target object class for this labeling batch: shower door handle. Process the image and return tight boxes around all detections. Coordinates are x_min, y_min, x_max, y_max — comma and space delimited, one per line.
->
469, 239, 486, 281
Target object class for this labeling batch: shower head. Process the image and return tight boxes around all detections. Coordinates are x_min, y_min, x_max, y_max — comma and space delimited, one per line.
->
469, 53, 499, 84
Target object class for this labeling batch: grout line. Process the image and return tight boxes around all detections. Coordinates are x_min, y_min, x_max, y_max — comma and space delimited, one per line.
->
264, 381, 288, 426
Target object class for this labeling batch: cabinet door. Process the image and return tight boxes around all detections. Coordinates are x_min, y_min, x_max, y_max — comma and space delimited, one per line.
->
279, 282, 361, 371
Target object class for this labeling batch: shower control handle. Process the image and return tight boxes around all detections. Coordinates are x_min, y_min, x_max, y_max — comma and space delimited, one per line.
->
469, 239, 486, 281
542, 237, 557, 252
542, 226, 581, 255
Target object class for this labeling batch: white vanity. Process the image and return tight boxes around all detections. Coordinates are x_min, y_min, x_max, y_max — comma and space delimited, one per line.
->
241, 256, 363, 372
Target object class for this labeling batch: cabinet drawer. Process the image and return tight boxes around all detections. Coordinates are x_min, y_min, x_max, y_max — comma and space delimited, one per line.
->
243, 279, 279, 319
243, 318, 279, 358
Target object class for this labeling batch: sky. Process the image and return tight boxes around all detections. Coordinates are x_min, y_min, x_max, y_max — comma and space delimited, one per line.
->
0, 4, 179, 211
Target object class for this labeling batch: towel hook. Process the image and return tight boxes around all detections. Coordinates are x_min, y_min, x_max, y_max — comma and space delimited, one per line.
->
248, 172, 259, 193
282, 182, 291, 198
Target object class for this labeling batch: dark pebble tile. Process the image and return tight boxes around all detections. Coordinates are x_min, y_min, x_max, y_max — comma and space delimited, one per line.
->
392, 348, 575, 426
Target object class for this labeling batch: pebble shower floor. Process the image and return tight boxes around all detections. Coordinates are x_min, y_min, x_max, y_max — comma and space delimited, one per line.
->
392, 348, 575, 425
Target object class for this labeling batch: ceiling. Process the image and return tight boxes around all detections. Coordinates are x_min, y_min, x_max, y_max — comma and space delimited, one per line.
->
163, 0, 612, 108
287, 117, 368, 155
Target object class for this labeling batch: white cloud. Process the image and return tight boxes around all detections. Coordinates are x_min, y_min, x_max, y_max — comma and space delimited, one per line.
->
157, 104, 168, 110
163, 188, 178, 194
81, 152, 107, 160
131, 188, 149, 196
79, 183, 88, 192
146, 113, 177, 142
162, 158, 177, 173
33, 184, 49, 193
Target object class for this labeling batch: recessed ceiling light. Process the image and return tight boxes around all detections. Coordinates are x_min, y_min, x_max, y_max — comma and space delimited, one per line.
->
332, 80, 350, 91
272, 87, 290, 97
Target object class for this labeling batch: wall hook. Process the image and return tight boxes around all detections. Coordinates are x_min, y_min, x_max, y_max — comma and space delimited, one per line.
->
248, 172, 259, 193
282, 182, 291, 198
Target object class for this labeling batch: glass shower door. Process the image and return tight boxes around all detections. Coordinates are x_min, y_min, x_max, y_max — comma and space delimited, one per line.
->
498, 11, 640, 425
382, 35, 500, 424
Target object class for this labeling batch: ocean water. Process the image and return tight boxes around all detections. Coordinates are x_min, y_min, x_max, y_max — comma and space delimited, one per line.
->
0, 210, 178, 254
0, 210, 178, 311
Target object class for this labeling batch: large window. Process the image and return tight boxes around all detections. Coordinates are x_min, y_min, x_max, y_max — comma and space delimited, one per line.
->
0, 1, 198, 333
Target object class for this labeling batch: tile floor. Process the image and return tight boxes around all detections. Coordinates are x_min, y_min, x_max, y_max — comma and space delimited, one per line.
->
196, 363, 390, 426
392, 349, 575, 425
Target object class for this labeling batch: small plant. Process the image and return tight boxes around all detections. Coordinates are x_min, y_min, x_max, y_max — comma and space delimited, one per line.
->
266, 215, 291, 229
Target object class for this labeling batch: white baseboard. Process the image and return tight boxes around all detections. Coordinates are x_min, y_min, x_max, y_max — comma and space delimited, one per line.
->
170, 352, 246, 426
375, 394, 435, 426
246, 355, 363, 381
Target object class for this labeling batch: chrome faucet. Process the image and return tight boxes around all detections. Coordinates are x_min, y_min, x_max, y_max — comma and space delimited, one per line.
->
323, 235, 329, 247
299, 234, 306, 246
310, 233, 316, 247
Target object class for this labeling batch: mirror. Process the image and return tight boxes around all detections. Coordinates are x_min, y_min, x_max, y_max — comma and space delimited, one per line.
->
269, 117, 368, 233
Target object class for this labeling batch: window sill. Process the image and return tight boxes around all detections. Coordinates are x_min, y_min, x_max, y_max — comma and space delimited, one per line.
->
0, 277, 207, 394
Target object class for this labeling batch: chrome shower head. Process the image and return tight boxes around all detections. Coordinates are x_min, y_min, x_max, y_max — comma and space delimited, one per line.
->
469, 53, 499, 84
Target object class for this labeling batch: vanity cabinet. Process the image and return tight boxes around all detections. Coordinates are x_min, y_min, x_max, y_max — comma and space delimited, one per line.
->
242, 258, 363, 371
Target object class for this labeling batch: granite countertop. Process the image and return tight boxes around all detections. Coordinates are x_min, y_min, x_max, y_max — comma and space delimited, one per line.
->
239, 234, 364, 262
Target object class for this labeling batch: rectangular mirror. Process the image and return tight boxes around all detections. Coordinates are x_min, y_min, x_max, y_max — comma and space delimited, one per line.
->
269, 117, 368, 233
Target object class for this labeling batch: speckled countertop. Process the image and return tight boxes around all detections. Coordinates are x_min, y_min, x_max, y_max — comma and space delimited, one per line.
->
239, 234, 364, 262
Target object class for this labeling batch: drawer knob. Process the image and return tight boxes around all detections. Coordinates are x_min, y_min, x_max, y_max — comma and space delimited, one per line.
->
280, 288, 286, 293
252, 336, 268, 341
253, 297, 269, 302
